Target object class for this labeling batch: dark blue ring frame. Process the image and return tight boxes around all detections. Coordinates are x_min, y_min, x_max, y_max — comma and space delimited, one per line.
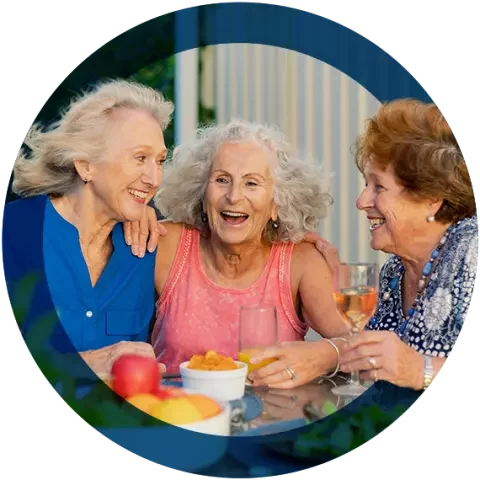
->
3, 2, 432, 477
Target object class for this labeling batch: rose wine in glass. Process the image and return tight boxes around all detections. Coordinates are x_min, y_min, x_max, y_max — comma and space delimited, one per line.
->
331, 263, 379, 397
238, 304, 278, 374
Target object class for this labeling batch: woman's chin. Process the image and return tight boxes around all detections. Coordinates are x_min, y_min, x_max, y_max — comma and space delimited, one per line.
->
118, 205, 144, 222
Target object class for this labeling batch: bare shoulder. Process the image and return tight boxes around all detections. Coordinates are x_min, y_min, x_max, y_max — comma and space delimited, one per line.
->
291, 241, 330, 277
155, 222, 184, 283
157, 221, 184, 247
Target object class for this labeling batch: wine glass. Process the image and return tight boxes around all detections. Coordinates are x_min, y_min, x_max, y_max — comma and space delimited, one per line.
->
331, 262, 379, 397
238, 304, 278, 375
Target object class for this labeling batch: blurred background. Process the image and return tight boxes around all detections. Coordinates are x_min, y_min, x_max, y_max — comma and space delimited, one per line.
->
7, 41, 387, 267
6, 11, 391, 345
190, 43, 388, 341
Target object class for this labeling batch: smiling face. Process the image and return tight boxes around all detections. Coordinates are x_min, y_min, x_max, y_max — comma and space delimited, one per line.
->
204, 141, 278, 247
356, 161, 440, 256
85, 108, 167, 222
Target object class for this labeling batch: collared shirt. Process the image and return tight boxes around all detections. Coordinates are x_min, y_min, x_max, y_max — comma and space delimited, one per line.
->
3, 195, 155, 385
40, 196, 156, 353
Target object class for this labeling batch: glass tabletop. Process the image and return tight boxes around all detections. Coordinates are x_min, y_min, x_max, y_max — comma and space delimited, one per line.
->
241, 375, 352, 432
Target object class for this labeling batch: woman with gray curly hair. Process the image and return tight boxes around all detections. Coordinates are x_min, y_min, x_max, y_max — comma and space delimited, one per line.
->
147, 119, 349, 384
3, 79, 173, 379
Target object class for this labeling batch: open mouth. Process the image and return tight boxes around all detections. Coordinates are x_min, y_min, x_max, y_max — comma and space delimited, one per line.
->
128, 188, 148, 204
369, 217, 385, 231
220, 211, 249, 225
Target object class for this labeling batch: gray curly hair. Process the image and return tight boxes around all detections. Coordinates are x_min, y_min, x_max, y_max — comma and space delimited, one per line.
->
154, 119, 333, 243
13, 79, 174, 197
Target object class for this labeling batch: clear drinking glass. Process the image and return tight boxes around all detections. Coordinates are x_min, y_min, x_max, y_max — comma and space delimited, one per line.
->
331, 262, 379, 397
238, 304, 278, 374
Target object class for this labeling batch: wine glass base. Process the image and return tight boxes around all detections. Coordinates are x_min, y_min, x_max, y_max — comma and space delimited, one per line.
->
331, 383, 367, 397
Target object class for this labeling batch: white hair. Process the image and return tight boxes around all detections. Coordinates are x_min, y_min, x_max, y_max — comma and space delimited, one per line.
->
13, 79, 174, 197
155, 119, 332, 243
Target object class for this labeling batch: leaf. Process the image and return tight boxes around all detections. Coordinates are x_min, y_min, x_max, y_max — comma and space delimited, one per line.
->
330, 423, 353, 453
360, 411, 377, 442
322, 400, 338, 416
10, 272, 40, 327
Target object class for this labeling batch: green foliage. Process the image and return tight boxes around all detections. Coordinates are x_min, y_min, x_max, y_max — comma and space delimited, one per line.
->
8, 273, 166, 429
293, 400, 409, 459
130, 49, 216, 151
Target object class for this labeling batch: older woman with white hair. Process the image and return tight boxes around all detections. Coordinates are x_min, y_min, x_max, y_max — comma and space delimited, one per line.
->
3, 79, 173, 378
147, 119, 349, 384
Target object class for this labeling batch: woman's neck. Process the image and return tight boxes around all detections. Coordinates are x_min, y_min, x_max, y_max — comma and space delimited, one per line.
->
51, 188, 117, 251
200, 234, 270, 281
401, 222, 452, 279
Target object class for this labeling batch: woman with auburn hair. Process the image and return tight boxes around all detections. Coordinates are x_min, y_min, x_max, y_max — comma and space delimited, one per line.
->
249, 99, 477, 390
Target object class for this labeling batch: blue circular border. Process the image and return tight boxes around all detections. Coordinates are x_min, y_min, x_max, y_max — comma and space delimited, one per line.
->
3, 2, 429, 477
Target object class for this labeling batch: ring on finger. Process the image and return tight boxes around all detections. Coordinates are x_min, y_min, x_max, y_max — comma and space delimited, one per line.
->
368, 357, 377, 369
372, 369, 378, 382
285, 367, 297, 381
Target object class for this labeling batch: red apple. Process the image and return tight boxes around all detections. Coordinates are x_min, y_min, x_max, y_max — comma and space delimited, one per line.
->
160, 386, 186, 397
111, 354, 160, 398
154, 388, 174, 400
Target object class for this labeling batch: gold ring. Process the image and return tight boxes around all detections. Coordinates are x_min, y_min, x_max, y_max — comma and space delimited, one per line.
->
368, 357, 377, 369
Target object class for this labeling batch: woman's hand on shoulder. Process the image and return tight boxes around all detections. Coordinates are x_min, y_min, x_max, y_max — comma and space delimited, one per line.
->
303, 232, 340, 274
123, 205, 168, 257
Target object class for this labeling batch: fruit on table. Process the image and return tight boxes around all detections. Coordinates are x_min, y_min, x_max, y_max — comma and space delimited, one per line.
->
188, 350, 240, 370
150, 394, 222, 425
125, 393, 163, 414
160, 386, 186, 397
185, 394, 222, 418
111, 354, 160, 398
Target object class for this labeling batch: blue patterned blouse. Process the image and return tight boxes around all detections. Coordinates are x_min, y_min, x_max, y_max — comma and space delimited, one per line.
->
366, 215, 478, 357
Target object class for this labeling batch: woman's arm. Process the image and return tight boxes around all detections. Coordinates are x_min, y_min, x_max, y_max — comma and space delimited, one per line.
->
293, 242, 349, 337
153, 222, 184, 295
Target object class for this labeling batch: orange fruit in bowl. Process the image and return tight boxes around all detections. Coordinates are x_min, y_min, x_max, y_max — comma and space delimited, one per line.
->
186, 394, 222, 419
150, 397, 205, 425
125, 393, 163, 414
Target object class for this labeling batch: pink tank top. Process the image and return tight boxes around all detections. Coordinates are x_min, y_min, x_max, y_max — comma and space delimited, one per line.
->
151, 227, 307, 372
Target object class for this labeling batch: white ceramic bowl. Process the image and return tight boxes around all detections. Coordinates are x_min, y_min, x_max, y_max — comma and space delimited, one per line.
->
179, 361, 248, 401
180, 400, 231, 436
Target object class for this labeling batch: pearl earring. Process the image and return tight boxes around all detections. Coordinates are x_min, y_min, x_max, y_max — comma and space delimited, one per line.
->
427, 215, 435, 223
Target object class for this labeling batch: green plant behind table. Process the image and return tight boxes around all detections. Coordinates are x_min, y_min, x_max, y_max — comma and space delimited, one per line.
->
130, 49, 216, 151
9, 273, 167, 428
292, 399, 409, 459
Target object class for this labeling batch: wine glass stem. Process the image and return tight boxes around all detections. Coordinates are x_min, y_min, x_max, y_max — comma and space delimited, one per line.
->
349, 327, 361, 386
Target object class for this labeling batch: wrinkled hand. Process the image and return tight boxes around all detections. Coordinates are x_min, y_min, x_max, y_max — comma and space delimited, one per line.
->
340, 331, 424, 390
80, 341, 166, 380
247, 341, 332, 389
303, 232, 340, 274
123, 205, 168, 257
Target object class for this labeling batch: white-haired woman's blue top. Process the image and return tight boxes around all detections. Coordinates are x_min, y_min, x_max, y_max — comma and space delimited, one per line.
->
3, 195, 156, 356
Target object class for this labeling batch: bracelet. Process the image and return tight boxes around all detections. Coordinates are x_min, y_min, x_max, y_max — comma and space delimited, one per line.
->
423, 355, 434, 390
322, 338, 341, 379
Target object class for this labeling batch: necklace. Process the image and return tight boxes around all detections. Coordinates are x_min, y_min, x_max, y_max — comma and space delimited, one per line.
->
381, 222, 458, 339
